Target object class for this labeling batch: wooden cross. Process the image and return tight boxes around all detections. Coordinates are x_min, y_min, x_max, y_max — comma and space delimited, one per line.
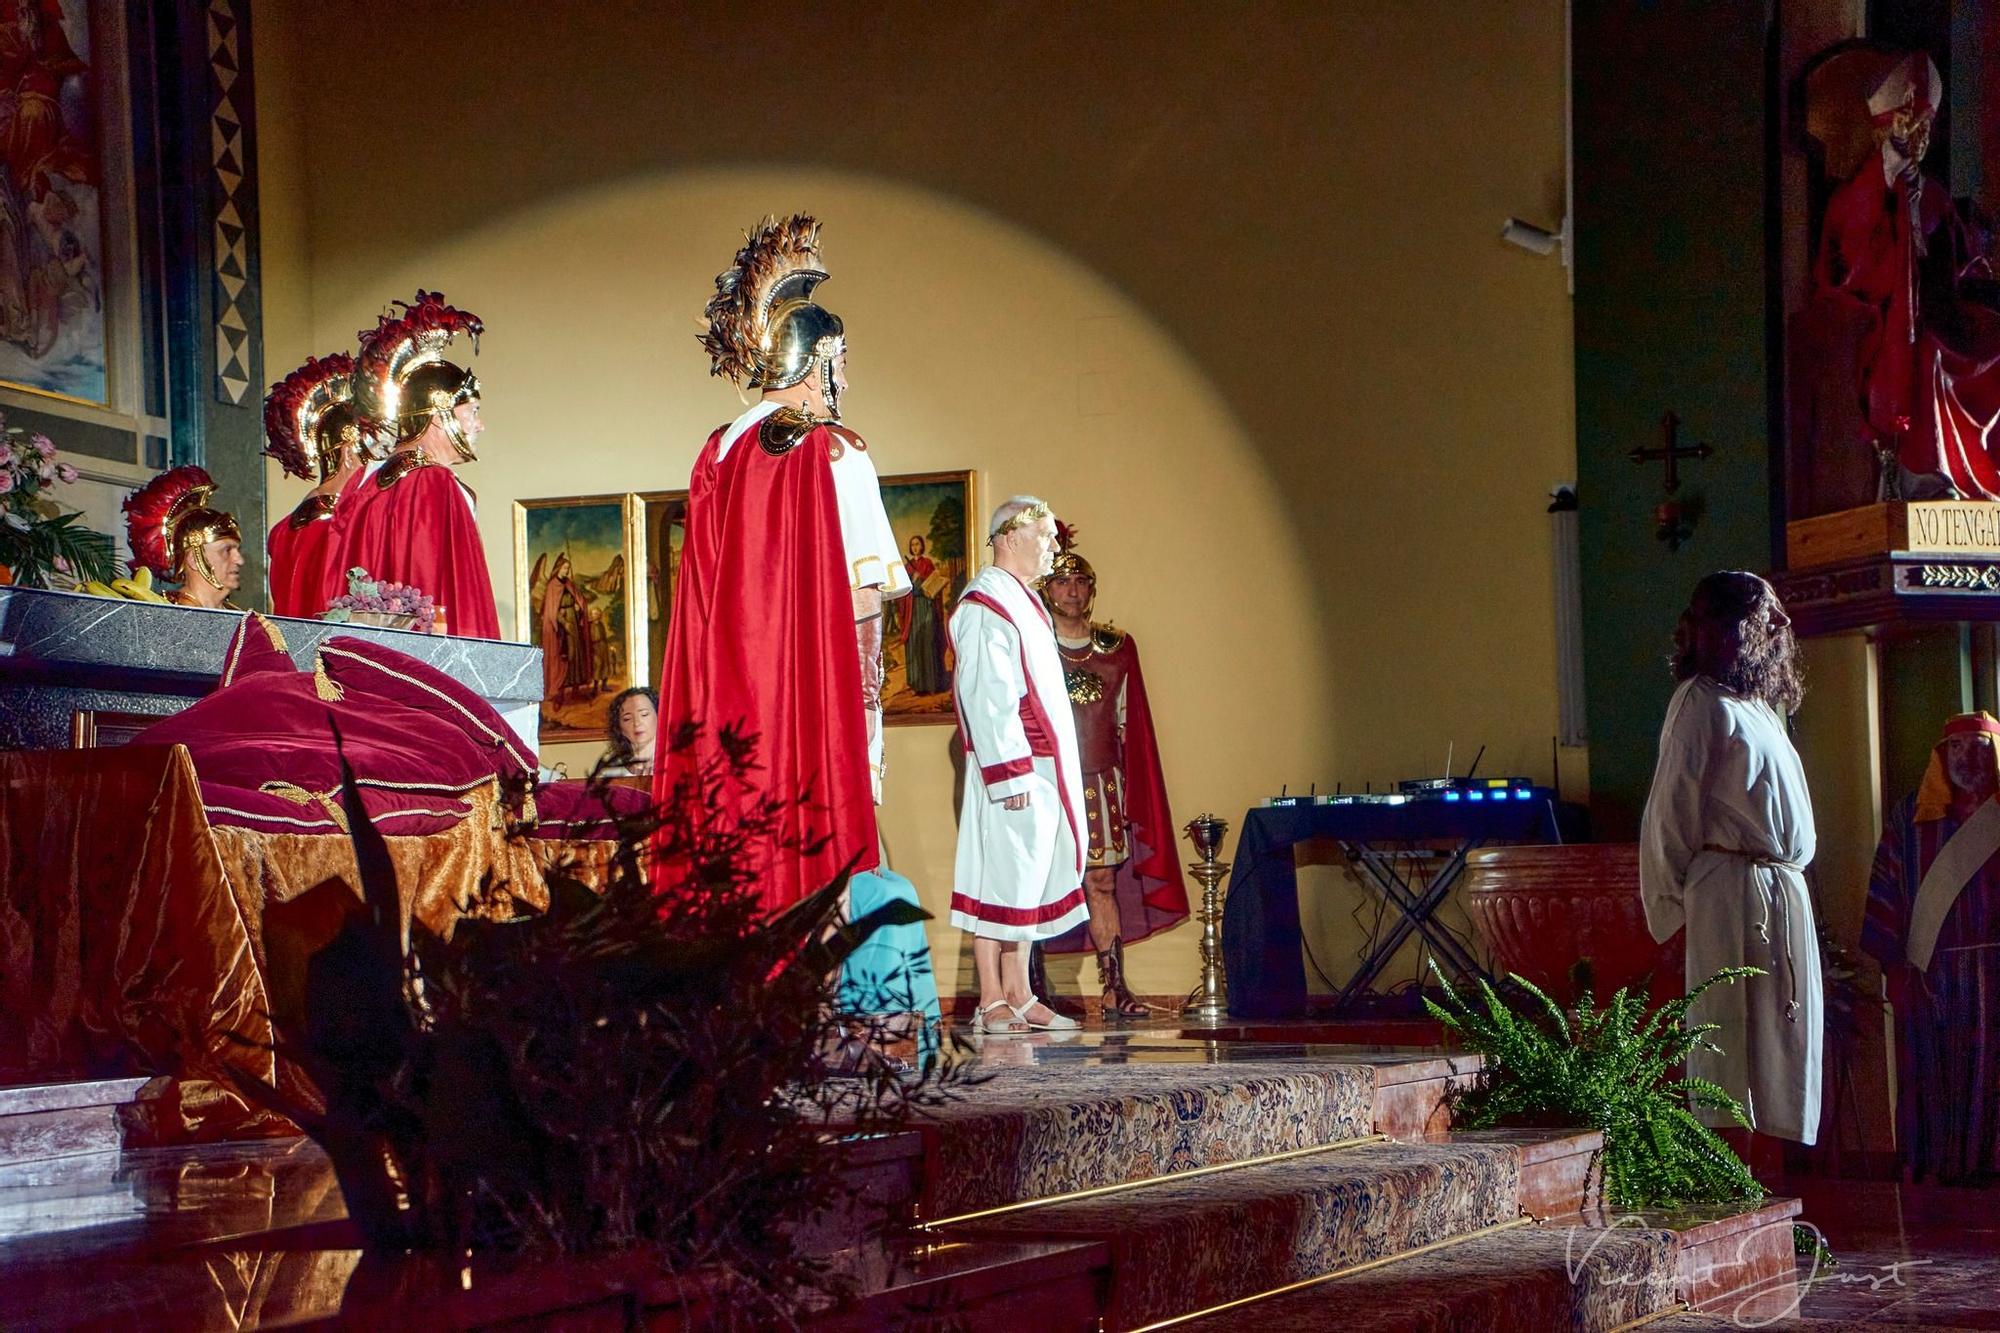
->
1627, 411, 1712, 494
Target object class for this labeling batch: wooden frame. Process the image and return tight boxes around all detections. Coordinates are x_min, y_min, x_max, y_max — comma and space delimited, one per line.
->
878, 469, 978, 726
511, 493, 644, 743
632, 488, 688, 705
70, 707, 163, 749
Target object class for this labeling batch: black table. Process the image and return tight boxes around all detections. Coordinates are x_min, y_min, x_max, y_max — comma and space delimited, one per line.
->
1219, 795, 1568, 1019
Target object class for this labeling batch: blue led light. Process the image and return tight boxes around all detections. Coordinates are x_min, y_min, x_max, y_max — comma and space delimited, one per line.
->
1467, 790, 1486, 802
1514, 788, 1532, 800
1443, 791, 1461, 802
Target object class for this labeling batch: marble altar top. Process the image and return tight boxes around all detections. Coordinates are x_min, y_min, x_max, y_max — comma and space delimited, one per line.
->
0, 585, 542, 706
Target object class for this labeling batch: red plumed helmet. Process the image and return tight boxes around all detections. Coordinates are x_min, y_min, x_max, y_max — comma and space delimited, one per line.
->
123, 465, 237, 579
262, 352, 357, 482
352, 290, 484, 437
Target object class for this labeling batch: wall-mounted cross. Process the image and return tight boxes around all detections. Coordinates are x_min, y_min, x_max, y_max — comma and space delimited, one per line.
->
1627, 411, 1713, 493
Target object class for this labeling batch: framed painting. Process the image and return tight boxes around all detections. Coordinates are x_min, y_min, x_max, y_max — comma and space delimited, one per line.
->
0, 0, 113, 407
512, 494, 642, 744
632, 488, 688, 699
879, 469, 977, 725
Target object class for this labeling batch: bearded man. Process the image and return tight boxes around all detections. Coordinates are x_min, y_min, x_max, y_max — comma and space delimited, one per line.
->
1862, 712, 2000, 1183
1639, 570, 1822, 1147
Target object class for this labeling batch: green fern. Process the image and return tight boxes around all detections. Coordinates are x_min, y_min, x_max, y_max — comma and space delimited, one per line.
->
1424, 962, 1767, 1210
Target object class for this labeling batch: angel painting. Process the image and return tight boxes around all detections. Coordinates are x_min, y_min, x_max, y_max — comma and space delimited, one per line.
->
0, 0, 105, 404
515, 495, 635, 740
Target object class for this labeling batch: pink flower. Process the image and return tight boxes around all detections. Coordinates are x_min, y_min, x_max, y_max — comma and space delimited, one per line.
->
55, 462, 76, 483
0, 472, 14, 494
52, 555, 68, 573
29, 434, 53, 459
0, 443, 13, 468
36, 459, 53, 483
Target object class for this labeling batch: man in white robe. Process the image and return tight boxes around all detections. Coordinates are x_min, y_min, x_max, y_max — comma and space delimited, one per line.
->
951, 496, 1089, 1034
1641, 571, 1822, 1147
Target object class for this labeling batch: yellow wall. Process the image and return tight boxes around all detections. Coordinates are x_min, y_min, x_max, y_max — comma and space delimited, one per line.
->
253, 1, 1575, 999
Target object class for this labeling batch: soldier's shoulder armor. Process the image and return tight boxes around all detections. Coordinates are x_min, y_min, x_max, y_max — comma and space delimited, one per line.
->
288, 493, 338, 529
757, 406, 823, 457
1089, 622, 1128, 653
374, 452, 431, 491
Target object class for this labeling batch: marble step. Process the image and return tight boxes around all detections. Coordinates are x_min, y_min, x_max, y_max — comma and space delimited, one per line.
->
909, 1060, 1379, 1218
947, 1136, 1523, 1330
1174, 1217, 1678, 1331
0, 1079, 148, 1166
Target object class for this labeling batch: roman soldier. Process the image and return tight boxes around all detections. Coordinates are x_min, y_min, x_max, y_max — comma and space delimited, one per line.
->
333, 291, 499, 638
122, 465, 244, 610
654, 214, 910, 914
262, 352, 368, 619
1034, 522, 1188, 1017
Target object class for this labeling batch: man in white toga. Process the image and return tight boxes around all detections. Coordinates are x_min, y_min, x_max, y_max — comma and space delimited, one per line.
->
1640, 570, 1822, 1148
951, 496, 1089, 1034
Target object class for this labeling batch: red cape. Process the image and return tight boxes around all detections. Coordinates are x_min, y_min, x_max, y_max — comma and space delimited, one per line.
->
332, 462, 500, 639
651, 421, 876, 912
1044, 636, 1190, 954
266, 512, 331, 620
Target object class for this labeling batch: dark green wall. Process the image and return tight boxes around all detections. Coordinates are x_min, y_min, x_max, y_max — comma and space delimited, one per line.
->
1575, 2, 1777, 836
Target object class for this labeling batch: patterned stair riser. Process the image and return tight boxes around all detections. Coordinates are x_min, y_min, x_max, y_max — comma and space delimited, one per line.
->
921, 1064, 1376, 1216
1178, 1222, 1678, 1331
959, 1141, 1521, 1330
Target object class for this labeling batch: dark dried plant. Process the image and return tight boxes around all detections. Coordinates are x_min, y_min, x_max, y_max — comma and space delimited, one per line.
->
231, 723, 964, 1325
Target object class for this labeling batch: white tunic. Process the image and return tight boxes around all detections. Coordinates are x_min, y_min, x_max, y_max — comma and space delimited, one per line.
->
949, 565, 1089, 941
1639, 675, 1823, 1144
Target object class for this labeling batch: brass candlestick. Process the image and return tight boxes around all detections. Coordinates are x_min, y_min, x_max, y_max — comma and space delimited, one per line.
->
1181, 813, 1231, 1024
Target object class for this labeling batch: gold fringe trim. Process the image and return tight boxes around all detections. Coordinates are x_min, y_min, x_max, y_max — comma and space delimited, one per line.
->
313, 657, 345, 702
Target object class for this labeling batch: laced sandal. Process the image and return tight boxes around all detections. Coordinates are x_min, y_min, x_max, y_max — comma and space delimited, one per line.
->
973, 1000, 1028, 1035
1098, 937, 1153, 1020
1009, 994, 1081, 1032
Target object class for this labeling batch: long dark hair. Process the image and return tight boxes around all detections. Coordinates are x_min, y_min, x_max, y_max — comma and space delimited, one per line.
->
1671, 571, 1804, 715
605, 686, 658, 764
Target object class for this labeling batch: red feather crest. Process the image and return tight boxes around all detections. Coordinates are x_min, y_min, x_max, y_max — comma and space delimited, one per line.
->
262, 352, 355, 480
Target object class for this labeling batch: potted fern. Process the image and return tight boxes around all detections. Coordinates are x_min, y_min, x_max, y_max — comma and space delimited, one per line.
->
1425, 962, 1765, 1210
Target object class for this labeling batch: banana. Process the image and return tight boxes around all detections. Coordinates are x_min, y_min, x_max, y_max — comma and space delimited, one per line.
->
110, 568, 169, 603
80, 581, 119, 598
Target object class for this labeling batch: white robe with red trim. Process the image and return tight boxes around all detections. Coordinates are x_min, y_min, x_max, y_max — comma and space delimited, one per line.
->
949, 564, 1089, 941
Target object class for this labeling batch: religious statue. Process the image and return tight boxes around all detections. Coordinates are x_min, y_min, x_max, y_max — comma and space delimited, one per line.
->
1796, 50, 2000, 510
262, 352, 369, 619
655, 214, 911, 912
121, 465, 243, 610
1032, 522, 1188, 1018
1639, 571, 1821, 1147
951, 497, 1086, 1035
1862, 712, 2000, 1184
334, 290, 499, 639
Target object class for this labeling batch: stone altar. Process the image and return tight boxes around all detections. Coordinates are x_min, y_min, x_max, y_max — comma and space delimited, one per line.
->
0, 586, 543, 752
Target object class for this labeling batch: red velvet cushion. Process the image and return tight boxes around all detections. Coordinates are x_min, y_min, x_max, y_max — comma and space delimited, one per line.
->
139, 673, 502, 795
314, 636, 535, 781
218, 613, 297, 687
